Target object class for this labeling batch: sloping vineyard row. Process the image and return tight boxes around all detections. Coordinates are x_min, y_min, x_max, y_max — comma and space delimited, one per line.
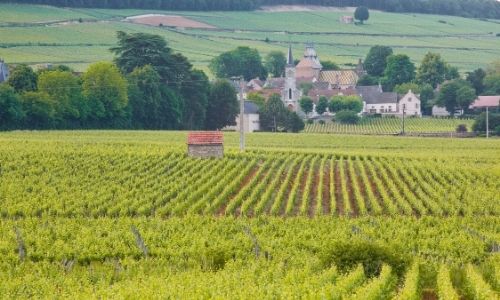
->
0, 151, 497, 218
304, 118, 475, 134
0, 218, 498, 299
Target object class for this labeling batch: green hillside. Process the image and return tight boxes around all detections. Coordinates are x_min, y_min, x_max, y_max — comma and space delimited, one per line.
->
1, 4, 499, 73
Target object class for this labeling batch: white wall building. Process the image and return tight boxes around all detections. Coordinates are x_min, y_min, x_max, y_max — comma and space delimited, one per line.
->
226, 101, 260, 133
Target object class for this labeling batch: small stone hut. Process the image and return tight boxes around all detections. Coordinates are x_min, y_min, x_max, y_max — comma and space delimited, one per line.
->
187, 131, 223, 158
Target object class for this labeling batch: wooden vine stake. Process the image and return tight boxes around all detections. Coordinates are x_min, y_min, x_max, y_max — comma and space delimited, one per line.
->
131, 225, 149, 257
14, 227, 26, 261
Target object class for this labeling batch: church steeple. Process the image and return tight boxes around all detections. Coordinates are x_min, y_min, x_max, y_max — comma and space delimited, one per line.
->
287, 44, 294, 66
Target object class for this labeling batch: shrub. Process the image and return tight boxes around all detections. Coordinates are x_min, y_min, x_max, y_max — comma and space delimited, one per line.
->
307, 119, 314, 124
319, 120, 325, 125
320, 240, 410, 278
495, 125, 500, 136
335, 110, 360, 124
456, 124, 468, 133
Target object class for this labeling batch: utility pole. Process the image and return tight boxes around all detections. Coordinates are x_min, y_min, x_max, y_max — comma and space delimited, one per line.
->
401, 105, 406, 135
231, 76, 245, 151
486, 106, 489, 139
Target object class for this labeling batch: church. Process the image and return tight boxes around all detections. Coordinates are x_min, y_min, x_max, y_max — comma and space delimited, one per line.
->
249, 44, 365, 114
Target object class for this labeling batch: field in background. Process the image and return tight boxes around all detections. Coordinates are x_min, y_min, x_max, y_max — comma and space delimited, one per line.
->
304, 118, 475, 135
0, 4, 499, 73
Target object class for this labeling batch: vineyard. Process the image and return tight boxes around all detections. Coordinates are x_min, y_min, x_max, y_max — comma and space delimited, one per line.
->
304, 118, 475, 135
0, 131, 499, 298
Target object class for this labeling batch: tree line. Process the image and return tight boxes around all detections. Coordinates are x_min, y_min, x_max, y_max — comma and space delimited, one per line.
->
3, 0, 500, 19
0, 32, 240, 131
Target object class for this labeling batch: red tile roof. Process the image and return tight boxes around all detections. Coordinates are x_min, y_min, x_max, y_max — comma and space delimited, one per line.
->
187, 131, 223, 145
470, 96, 500, 108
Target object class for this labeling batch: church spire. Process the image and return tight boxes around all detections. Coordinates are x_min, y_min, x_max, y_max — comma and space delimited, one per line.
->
287, 44, 294, 66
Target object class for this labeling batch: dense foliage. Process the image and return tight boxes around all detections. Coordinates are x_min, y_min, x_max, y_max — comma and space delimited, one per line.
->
2, 0, 500, 19
0, 32, 246, 131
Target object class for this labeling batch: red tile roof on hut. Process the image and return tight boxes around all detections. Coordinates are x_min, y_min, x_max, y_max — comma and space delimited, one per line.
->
187, 131, 223, 145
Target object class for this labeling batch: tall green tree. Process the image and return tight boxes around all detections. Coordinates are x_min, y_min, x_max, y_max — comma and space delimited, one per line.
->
316, 96, 328, 115
419, 84, 435, 115
416, 52, 447, 88
260, 93, 289, 132
20, 91, 56, 129
209, 46, 267, 81
82, 62, 128, 122
484, 73, 500, 95
111, 31, 191, 86
181, 69, 210, 130
437, 80, 475, 115
0, 84, 24, 130
466, 68, 486, 95
7, 64, 37, 93
38, 70, 87, 125
394, 83, 420, 95
265, 51, 286, 77
320, 60, 340, 71
299, 96, 313, 116
384, 54, 416, 90
205, 80, 238, 130
364, 46, 393, 77
354, 6, 369, 24
127, 65, 163, 129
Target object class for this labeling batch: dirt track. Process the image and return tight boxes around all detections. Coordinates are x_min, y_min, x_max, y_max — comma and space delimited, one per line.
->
126, 14, 215, 29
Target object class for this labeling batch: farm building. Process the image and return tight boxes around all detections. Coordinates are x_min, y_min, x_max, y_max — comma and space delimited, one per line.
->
0, 59, 9, 83
226, 101, 261, 133
357, 85, 421, 117
339, 15, 354, 24
470, 95, 500, 110
187, 131, 223, 158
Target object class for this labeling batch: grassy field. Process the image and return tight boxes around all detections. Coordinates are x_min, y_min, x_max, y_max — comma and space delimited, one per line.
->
0, 131, 499, 298
304, 118, 475, 134
0, 4, 499, 73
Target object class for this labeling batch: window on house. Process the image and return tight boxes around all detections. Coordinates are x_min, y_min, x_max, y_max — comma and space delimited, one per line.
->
388, 106, 392, 111
416, 103, 419, 108
289, 89, 292, 100
408, 97, 412, 101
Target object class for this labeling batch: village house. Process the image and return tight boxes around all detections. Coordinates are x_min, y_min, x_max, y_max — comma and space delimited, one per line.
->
0, 59, 9, 83
226, 101, 260, 133
357, 85, 422, 117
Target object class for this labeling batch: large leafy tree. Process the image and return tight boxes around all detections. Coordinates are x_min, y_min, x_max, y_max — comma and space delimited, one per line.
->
260, 93, 289, 132
209, 46, 267, 81
419, 84, 435, 115
466, 68, 486, 95
38, 70, 87, 125
20, 91, 56, 129
316, 96, 328, 115
180, 69, 210, 130
205, 80, 239, 130
7, 64, 37, 93
82, 62, 128, 121
384, 54, 415, 90
416, 52, 448, 88
484, 73, 500, 95
299, 96, 314, 116
265, 51, 286, 77
364, 46, 393, 77
354, 6, 369, 24
0, 84, 24, 130
127, 65, 163, 129
111, 31, 191, 85
437, 80, 476, 115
